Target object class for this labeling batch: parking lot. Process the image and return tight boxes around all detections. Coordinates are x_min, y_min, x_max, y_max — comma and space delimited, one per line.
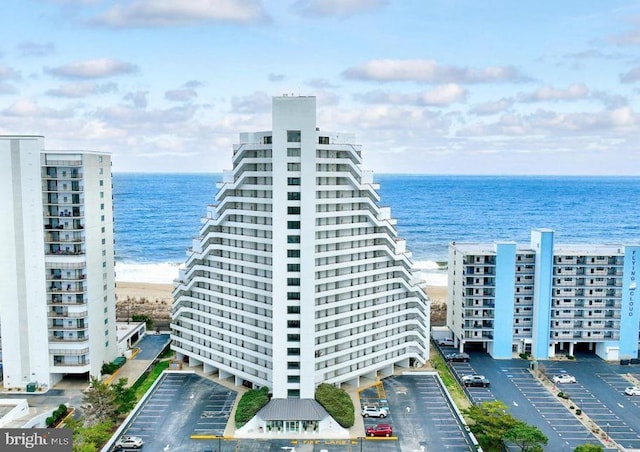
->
439, 346, 605, 451
359, 373, 477, 451
543, 359, 640, 450
113, 372, 236, 451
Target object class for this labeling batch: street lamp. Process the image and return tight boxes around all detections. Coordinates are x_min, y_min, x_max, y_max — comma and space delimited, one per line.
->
358, 436, 364, 452
214, 435, 223, 452
606, 423, 610, 441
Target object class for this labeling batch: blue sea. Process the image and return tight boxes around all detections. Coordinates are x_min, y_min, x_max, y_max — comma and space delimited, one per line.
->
113, 174, 640, 285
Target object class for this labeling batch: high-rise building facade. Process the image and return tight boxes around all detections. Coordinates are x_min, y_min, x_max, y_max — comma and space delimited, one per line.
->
171, 96, 429, 402
0, 136, 118, 390
448, 229, 639, 361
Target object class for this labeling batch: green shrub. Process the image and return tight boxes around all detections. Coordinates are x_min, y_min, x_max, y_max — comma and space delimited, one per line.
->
519, 352, 531, 360
557, 392, 564, 398
46, 416, 54, 428
315, 383, 354, 428
235, 387, 270, 427
567, 355, 576, 360
576, 409, 582, 415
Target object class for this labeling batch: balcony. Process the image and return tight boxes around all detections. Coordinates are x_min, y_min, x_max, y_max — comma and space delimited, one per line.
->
48, 310, 88, 318
49, 336, 88, 343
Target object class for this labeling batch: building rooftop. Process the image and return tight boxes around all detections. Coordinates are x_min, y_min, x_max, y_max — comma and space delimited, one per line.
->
257, 399, 329, 421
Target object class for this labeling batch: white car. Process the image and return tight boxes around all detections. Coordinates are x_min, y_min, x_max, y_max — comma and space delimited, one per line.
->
552, 374, 576, 384
361, 406, 388, 418
625, 386, 640, 396
437, 338, 455, 346
114, 436, 144, 449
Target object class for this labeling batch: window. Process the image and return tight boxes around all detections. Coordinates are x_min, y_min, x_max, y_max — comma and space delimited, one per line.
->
99, 180, 103, 186
288, 389, 300, 398
287, 163, 301, 171
287, 178, 300, 186
288, 206, 301, 215
287, 130, 301, 142
287, 292, 300, 300
287, 148, 300, 157
288, 192, 301, 201
319, 136, 329, 145
288, 263, 300, 272
287, 320, 300, 328
287, 235, 300, 244
287, 221, 300, 229
287, 249, 300, 258
287, 375, 300, 383
288, 278, 300, 286
100, 203, 104, 210
287, 334, 300, 342
287, 362, 300, 369
287, 306, 301, 314
287, 348, 301, 355
263, 136, 272, 144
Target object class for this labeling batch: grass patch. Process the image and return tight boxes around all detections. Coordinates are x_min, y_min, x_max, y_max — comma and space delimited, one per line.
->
132, 360, 170, 399
430, 350, 470, 410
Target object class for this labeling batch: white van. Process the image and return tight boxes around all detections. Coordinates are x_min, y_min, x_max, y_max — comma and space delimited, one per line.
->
437, 338, 455, 346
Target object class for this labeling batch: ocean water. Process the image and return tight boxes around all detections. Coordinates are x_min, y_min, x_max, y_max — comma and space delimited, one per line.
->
113, 174, 640, 286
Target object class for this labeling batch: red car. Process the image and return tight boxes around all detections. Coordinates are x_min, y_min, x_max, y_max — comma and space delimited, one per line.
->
366, 423, 393, 437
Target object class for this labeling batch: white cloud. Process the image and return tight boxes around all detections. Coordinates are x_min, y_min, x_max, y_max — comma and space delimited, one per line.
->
2, 99, 74, 118
458, 107, 639, 138
355, 84, 467, 107
47, 58, 138, 79
306, 78, 338, 89
292, 0, 387, 18
268, 73, 286, 82
165, 88, 198, 102
609, 19, 640, 45
17, 41, 56, 57
0, 82, 18, 95
343, 59, 531, 84
94, 0, 270, 28
620, 66, 640, 83
230, 91, 271, 114
518, 83, 589, 102
469, 98, 513, 116
123, 91, 148, 109
320, 105, 452, 133
46, 82, 117, 98
0, 64, 20, 80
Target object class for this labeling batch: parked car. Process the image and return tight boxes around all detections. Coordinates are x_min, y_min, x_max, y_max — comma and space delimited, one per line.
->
445, 352, 470, 362
361, 406, 388, 418
552, 374, 576, 384
625, 386, 640, 396
437, 338, 455, 346
462, 374, 490, 387
366, 423, 393, 437
114, 436, 144, 449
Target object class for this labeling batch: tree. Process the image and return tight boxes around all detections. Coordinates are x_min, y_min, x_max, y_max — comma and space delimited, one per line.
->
462, 401, 519, 451
81, 377, 134, 426
82, 378, 119, 426
110, 378, 136, 414
574, 444, 603, 452
315, 383, 355, 428
504, 421, 548, 451
65, 417, 114, 452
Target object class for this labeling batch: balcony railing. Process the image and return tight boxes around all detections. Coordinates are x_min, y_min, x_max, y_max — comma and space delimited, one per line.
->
49, 336, 89, 343
48, 310, 88, 318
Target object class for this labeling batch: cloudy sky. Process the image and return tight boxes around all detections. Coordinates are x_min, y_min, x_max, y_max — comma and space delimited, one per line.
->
1, 0, 640, 174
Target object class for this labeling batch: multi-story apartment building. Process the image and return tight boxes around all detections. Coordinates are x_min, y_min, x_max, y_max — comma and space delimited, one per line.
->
0, 136, 118, 390
448, 229, 639, 361
171, 96, 429, 433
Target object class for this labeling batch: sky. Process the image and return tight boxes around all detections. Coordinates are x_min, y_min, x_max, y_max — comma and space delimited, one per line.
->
1, 0, 640, 175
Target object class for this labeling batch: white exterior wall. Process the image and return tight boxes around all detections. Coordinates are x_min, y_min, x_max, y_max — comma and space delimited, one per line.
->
0, 138, 117, 390
0, 136, 51, 389
171, 96, 430, 399
43, 151, 118, 379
